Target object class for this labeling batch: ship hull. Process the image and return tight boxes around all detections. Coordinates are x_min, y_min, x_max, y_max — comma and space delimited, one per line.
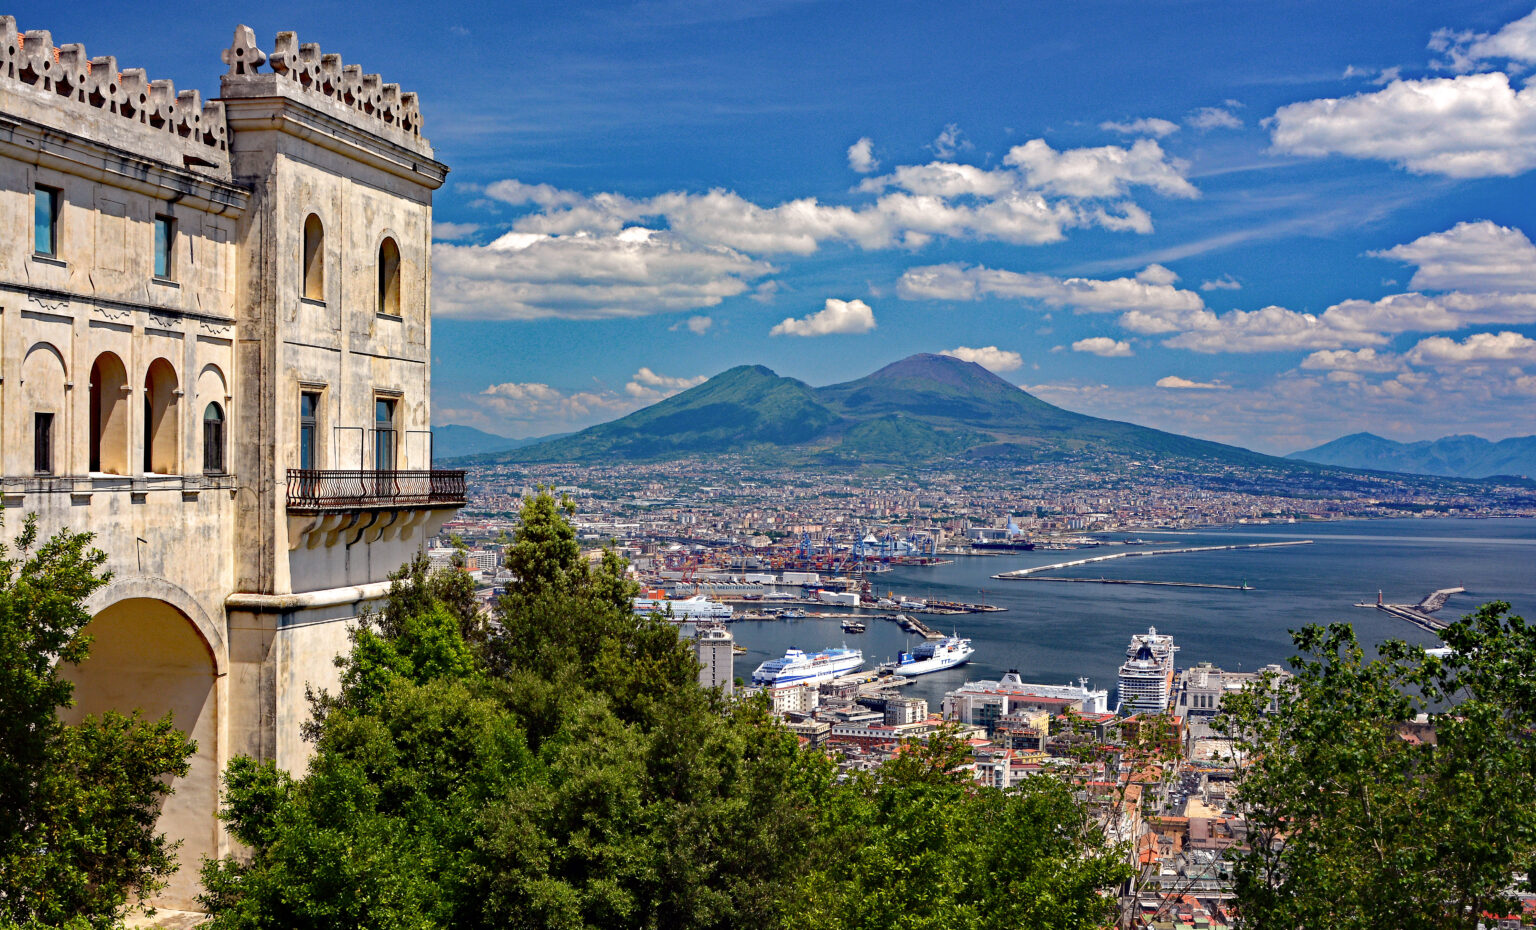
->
752, 651, 863, 686
884, 648, 974, 676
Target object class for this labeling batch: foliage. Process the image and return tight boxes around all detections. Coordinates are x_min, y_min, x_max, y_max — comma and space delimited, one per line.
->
1220, 603, 1536, 930
0, 513, 195, 928
203, 490, 1128, 930
791, 730, 1130, 930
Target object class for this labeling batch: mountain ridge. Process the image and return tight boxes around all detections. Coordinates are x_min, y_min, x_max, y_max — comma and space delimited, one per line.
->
1288, 432, 1536, 479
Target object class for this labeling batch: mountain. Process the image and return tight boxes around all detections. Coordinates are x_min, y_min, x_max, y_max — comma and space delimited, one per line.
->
432, 424, 567, 460
1289, 432, 1536, 479
499, 353, 1289, 468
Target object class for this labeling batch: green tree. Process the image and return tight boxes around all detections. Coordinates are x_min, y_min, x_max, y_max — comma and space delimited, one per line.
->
0, 514, 196, 928
1220, 603, 1536, 930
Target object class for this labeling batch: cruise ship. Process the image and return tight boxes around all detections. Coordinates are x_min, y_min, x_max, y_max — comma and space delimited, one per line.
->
751, 647, 863, 686
880, 635, 975, 676
632, 593, 733, 621
1116, 625, 1178, 714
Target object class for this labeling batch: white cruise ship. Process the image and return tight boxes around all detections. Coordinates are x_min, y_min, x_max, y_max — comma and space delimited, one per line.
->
752, 647, 863, 686
632, 594, 733, 621
880, 635, 974, 676
1117, 625, 1178, 714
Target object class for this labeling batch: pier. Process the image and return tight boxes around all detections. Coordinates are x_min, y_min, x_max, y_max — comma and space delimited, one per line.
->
991, 540, 1313, 581
1355, 586, 1465, 634
1015, 577, 1252, 590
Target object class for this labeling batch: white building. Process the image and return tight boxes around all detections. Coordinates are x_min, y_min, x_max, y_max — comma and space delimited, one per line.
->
1175, 661, 1289, 719
943, 670, 1111, 731
1, 20, 459, 908
1117, 626, 1179, 714
695, 624, 735, 696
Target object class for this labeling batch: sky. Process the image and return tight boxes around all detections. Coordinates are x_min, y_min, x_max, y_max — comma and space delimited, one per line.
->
23, 0, 1536, 453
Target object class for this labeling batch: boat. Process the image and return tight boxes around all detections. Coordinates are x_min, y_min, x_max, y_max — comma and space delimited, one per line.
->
632, 593, 733, 621
751, 647, 864, 686
840, 618, 867, 633
970, 539, 1036, 551
879, 635, 974, 676
778, 607, 807, 619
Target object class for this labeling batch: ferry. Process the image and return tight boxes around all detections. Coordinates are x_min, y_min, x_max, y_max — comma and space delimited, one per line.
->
632, 593, 733, 621
880, 635, 974, 676
752, 647, 864, 686
840, 618, 868, 633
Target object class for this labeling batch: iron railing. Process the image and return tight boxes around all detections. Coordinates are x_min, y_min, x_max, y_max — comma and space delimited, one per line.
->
285, 468, 466, 512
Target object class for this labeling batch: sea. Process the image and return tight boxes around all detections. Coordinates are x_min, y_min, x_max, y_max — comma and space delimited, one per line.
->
726, 517, 1536, 710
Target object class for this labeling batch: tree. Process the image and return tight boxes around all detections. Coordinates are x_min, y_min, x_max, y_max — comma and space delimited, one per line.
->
1219, 603, 1536, 930
0, 513, 196, 928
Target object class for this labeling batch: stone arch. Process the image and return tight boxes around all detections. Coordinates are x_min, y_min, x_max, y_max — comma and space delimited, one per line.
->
88, 351, 129, 475
143, 357, 179, 474
302, 212, 324, 300
60, 590, 222, 910
22, 342, 67, 473
377, 234, 401, 316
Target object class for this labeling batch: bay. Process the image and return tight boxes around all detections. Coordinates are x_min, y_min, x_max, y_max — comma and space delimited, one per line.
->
726, 517, 1536, 711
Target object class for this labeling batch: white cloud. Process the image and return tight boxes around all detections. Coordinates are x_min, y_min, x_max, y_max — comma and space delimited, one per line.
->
670, 314, 714, 334
625, 366, 708, 400
1157, 305, 1389, 353
1072, 337, 1134, 357
1003, 138, 1199, 200
431, 221, 480, 240
939, 345, 1023, 371
770, 298, 876, 337
1135, 263, 1179, 286
897, 263, 1204, 316
1156, 375, 1228, 389
1188, 105, 1243, 130
1269, 72, 1536, 178
930, 123, 973, 159
478, 366, 706, 426
433, 230, 775, 320
1432, 8, 1536, 71
847, 136, 880, 174
1100, 117, 1180, 137
1300, 347, 1403, 373
1373, 220, 1536, 292
1200, 275, 1242, 291
1406, 330, 1536, 366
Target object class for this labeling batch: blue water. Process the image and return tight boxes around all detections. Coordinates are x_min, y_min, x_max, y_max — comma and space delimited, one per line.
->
728, 518, 1536, 709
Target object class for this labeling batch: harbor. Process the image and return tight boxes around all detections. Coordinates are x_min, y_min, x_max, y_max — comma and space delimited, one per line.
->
1355, 586, 1466, 633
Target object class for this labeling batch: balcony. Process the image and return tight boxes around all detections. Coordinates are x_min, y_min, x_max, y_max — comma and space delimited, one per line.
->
285, 468, 466, 513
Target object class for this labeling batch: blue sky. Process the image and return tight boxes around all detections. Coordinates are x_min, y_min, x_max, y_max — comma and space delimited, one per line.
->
26, 1, 1536, 452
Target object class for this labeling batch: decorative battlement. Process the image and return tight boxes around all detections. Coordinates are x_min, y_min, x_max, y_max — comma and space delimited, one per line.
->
220, 26, 423, 144
0, 17, 229, 159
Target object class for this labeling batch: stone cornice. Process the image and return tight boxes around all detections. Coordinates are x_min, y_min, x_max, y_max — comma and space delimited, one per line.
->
0, 280, 239, 329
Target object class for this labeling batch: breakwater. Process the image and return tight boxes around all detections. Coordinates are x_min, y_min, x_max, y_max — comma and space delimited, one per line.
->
992, 540, 1313, 580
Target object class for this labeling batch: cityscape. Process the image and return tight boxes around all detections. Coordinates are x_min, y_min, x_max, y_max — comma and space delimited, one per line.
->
5, 4, 1536, 929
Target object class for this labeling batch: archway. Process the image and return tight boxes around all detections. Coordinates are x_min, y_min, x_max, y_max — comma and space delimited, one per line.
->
143, 358, 179, 474
88, 352, 129, 475
59, 597, 219, 910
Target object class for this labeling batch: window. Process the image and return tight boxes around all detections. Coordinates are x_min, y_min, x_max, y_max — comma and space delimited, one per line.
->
153, 213, 176, 279
299, 391, 319, 470
377, 237, 401, 316
34, 413, 53, 475
302, 214, 324, 300
374, 398, 396, 471
34, 185, 59, 256
203, 403, 225, 474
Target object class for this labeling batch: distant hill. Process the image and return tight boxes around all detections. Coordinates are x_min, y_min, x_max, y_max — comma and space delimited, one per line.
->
494, 353, 1292, 468
1289, 432, 1536, 479
432, 424, 565, 460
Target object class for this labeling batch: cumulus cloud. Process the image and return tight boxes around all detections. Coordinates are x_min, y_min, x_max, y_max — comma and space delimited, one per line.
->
1100, 117, 1180, 137
930, 123, 973, 159
433, 229, 775, 320
1300, 347, 1403, 373
670, 315, 714, 334
770, 298, 876, 337
1188, 104, 1243, 130
626, 366, 708, 400
431, 221, 480, 240
847, 136, 880, 173
1406, 330, 1536, 366
1431, 8, 1536, 71
479, 366, 706, 425
1156, 375, 1228, 389
939, 345, 1024, 371
1200, 275, 1242, 291
1003, 138, 1199, 200
1072, 337, 1134, 357
1373, 220, 1536, 292
897, 263, 1204, 316
1157, 305, 1389, 353
1269, 72, 1536, 178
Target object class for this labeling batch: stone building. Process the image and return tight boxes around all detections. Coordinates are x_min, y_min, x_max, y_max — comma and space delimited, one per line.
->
0, 20, 462, 907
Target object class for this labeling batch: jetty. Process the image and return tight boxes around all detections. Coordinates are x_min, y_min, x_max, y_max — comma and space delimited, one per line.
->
1355, 586, 1465, 633
1015, 577, 1252, 590
992, 540, 1312, 580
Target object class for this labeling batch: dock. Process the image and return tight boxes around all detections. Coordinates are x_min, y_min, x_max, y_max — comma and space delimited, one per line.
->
1355, 586, 1465, 634
992, 540, 1312, 581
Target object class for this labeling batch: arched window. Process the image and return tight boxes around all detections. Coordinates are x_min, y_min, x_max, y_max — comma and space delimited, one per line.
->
88, 352, 129, 475
377, 237, 400, 316
202, 403, 225, 475
302, 213, 325, 301
143, 358, 179, 474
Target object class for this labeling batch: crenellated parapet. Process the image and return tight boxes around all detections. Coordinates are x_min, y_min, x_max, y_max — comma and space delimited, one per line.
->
220, 25, 424, 148
0, 16, 229, 162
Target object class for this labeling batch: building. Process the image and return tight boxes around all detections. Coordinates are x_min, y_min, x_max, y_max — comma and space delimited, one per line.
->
1117, 626, 1179, 714
695, 623, 735, 695
1175, 661, 1290, 719
943, 670, 1111, 732
0, 21, 461, 908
